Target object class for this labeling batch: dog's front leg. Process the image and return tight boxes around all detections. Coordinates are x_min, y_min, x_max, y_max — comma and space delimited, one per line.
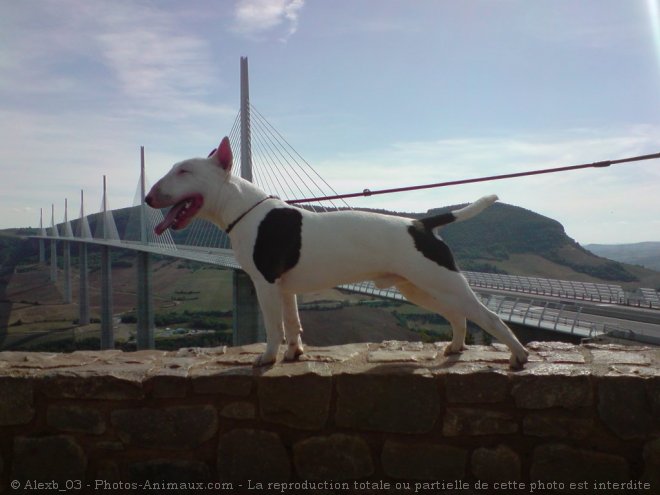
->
253, 283, 285, 367
282, 293, 304, 361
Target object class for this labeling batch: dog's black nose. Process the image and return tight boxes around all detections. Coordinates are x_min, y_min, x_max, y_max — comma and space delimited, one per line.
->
145, 194, 154, 207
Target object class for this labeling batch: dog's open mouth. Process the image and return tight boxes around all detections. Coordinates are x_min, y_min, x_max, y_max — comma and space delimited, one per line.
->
154, 195, 204, 235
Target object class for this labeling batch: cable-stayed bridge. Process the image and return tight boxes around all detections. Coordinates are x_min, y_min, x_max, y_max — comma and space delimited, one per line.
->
26, 58, 660, 351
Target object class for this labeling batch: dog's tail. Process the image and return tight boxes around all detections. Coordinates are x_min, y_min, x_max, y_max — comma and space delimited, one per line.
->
418, 194, 498, 230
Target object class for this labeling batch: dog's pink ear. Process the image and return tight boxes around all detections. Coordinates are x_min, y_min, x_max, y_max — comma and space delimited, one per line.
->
211, 137, 232, 171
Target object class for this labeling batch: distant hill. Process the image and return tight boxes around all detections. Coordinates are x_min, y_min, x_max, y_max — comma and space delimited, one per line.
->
585, 242, 660, 271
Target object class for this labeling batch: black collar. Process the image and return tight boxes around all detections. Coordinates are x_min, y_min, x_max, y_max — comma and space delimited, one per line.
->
225, 196, 275, 234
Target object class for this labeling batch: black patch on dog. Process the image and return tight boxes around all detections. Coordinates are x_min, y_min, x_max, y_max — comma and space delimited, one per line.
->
253, 208, 303, 283
408, 219, 458, 272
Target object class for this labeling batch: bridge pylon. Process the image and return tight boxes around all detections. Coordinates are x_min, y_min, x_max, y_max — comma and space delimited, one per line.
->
78, 190, 90, 326
99, 176, 114, 350
49, 204, 58, 283
62, 198, 72, 304
233, 56, 265, 347
38, 208, 45, 264
136, 146, 155, 350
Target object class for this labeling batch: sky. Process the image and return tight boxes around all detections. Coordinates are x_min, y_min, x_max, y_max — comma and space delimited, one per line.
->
1, 0, 660, 244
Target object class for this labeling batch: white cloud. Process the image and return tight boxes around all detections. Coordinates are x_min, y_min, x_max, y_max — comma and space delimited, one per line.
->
233, 0, 305, 41
0, 1, 240, 230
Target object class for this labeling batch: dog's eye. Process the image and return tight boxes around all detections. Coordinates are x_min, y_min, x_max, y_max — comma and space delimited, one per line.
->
177, 169, 190, 176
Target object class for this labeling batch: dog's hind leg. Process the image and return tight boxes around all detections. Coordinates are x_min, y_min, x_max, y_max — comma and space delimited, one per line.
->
253, 283, 285, 367
399, 276, 528, 369
462, 301, 529, 370
282, 293, 304, 361
396, 281, 467, 356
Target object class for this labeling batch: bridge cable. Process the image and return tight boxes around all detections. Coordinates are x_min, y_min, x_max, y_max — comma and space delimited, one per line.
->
251, 121, 295, 200
250, 110, 321, 206
250, 111, 322, 211
250, 105, 350, 209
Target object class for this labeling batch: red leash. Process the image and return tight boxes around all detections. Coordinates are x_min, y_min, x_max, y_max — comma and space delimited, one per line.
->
286, 152, 660, 205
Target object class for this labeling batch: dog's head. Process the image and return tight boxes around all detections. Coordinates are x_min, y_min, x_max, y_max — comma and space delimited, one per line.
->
146, 136, 233, 235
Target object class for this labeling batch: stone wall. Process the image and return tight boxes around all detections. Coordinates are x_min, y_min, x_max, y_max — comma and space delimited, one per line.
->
0, 341, 658, 494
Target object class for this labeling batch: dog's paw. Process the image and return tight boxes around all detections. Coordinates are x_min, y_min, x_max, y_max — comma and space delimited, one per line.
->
253, 353, 277, 368
284, 342, 304, 362
509, 350, 529, 371
444, 343, 467, 356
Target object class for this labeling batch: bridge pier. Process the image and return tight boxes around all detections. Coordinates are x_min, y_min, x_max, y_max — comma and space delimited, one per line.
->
49, 204, 58, 282
63, 240, 72, 304
49, 239, 57, 283
78, 242, 90, 325
99, 176, 115, 350
136, 251, 154, 349
232, 270, 265, 346
231, 56, 265, 347
39, 208, 46, 264
100, 245, 114, 349
136, 146, 155, 350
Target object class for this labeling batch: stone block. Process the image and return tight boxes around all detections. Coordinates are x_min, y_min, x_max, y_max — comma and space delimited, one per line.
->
258, 362, 332, 430
443, 408, 518, 436
191, 366, 254, 396
40, 373, 144, 400
217, 429, 290, 482
221, 401, 256, 420
598, 376, 652, 439
174, 346, 227, 358
444, 370, 508, 403
145, 375, 188, 398
646, 376, 660, 416
111, 405, 217, 450
335, 368, 440, 433
293, 434, 373, 480
530, 443, 628, 484
368, 341, 437, 363
590, 349, 651, 365
95, 461, 121, 483
528, 342, 585, 364
145, 358, 194, 398
95, 441, 124, 452
47, 405, 106, 435
382, 440, 466, 480
13, 435, 86, 483
128, 460, 211, 483
444, 345, 511, 364
511, 373, 592, 409
471, 445, 521, 482
299, 344, 368, 363
642, 438, 660, 488
0, 378, 34, 425
0, 351, 99, 369
523, 412, 593, 439
213, 344, 263, 365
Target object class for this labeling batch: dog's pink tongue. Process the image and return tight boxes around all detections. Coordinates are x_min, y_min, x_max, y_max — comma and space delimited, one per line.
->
154, 203, 184, 235
154, 220, 170, 236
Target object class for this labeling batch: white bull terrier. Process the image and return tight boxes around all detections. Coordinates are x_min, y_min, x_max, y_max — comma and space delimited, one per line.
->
146, 137, 529, 369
